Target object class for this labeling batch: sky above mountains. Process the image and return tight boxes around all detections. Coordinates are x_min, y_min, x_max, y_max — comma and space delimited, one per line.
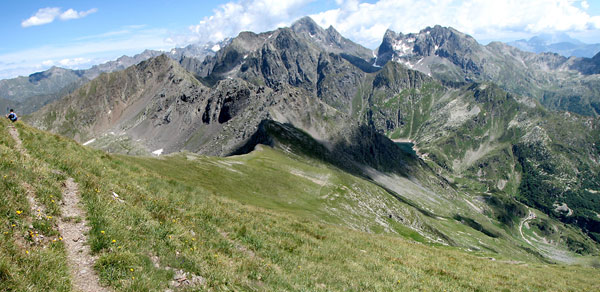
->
1, 0, 600, 80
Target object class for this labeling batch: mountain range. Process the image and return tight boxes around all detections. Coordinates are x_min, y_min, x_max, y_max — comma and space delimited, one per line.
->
507, 33, 600, 58
376, 26, 600, 116
0, 40, 230, 115
20, 15, 600, 268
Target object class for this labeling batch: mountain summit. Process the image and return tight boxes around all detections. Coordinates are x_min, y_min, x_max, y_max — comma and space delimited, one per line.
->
291, 16, 373, 61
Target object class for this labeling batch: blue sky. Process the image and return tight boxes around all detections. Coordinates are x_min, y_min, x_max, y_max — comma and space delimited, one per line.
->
1, 0, 599, 79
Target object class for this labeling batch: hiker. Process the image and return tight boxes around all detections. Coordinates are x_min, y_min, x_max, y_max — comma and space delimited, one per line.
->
6, 109, 17, 122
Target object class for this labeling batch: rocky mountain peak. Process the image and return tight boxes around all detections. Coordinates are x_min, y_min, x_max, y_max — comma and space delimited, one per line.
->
376, 25, 481, 67
290, 16, 373, 61
27, 66, 84, 84
291, 16, 323, 36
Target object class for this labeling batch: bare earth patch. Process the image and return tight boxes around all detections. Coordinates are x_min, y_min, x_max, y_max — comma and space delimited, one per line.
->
58, 177, 110, 292
7, 125, 28, 157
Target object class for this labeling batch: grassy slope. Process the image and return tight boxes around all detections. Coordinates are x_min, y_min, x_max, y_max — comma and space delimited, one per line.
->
0, 119, 71, 290
2, 119, 600, 291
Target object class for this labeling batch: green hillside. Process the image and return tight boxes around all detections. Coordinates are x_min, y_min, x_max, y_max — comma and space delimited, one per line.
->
2, 119, 600, 291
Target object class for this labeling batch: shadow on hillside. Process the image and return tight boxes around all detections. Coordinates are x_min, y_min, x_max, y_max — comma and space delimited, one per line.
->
230, 119, 417, 178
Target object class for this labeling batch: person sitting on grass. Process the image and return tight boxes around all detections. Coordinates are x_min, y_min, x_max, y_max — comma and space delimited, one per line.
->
6, 109, 17, 122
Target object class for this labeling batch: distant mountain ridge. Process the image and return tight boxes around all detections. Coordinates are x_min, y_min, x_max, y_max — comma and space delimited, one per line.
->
0, 40, 229, 114
375, 25, 600, 116
507, 33, 600, 58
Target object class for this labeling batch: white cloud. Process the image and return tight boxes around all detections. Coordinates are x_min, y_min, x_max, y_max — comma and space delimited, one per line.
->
311, 0, 600, 48
22, 7, 97, 27
42, 60, 55, 67
37, 58, 92, 68
59, 8, 98, 21
58, 57, 92, 67
186, 0, 314, 44
183, 0, 600, 49
582, 0, 590, 10
21, 7, 61, 27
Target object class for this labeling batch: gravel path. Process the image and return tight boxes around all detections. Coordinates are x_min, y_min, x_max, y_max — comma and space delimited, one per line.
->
58, 177, 110, 292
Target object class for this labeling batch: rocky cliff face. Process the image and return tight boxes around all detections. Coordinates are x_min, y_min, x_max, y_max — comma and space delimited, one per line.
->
30, 55, 269, 156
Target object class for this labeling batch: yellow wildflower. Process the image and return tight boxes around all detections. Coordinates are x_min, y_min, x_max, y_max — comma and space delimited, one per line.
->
100, 230, 105, 234
16, 210, 22, 215
112, 239, 116, 243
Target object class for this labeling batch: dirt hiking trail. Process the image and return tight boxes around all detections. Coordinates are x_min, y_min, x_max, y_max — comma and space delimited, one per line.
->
7, 125, 109, 292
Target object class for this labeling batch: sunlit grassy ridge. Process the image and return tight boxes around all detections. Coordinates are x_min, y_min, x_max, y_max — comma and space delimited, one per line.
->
3, 119, 600, 291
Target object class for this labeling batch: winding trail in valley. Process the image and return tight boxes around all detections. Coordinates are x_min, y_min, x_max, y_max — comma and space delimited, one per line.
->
519, 209, 536, 246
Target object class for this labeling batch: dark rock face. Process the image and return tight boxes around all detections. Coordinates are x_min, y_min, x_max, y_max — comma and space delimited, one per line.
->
376, 26, 482, 72
573, 51, 600, 75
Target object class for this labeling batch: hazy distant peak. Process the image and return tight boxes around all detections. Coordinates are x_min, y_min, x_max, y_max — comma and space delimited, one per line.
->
507, 33, 600, 58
